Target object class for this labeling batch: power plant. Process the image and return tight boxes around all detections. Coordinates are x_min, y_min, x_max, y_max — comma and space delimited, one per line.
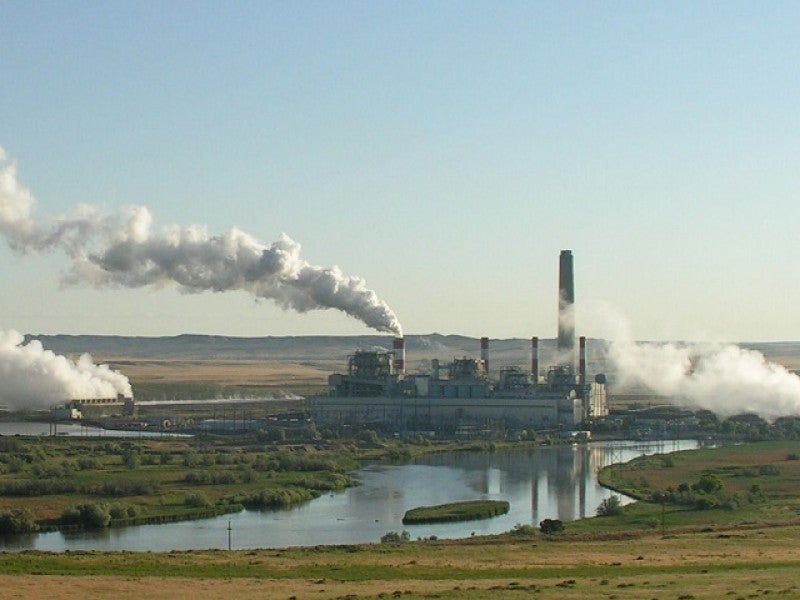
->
312, 250, 608, 434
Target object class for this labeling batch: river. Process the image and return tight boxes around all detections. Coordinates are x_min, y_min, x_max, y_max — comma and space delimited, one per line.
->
0, 438, 703, 552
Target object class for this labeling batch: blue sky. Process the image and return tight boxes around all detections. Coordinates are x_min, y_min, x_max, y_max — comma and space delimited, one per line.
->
1, 1, 798, 341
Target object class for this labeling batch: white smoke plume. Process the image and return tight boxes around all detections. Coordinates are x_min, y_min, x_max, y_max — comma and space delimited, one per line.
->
0, 330, 132, 410
0, 147, 402, 335
596, 305, 800, 421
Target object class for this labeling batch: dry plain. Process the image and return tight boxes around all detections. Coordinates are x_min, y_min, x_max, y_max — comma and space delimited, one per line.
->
3, 525, 800, 599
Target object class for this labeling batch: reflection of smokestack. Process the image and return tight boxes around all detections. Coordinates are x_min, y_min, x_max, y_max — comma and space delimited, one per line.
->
531, 336, 539, 382
480, 337, 489, 374
558, 250, 575, 354
393, 337, 405, 375
579, 336, 586, 386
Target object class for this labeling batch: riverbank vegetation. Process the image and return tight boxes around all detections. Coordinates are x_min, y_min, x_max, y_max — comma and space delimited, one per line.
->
403, 500, 510, 524
0, 433, 362, 532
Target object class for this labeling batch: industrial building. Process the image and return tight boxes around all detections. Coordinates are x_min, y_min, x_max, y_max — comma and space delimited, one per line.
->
312, 250, 609, 434
52, 394, 135, 420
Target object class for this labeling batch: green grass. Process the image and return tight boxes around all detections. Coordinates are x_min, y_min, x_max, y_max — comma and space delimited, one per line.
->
0, 436, 359, 528
402, 500, 510, 524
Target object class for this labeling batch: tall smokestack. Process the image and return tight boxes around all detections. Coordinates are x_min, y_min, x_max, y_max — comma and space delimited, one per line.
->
579, 336, 587, 386
480, 337, 489, 374
557, 250, 575, 355
531, 336, 539, 382
393, 337, 405, 375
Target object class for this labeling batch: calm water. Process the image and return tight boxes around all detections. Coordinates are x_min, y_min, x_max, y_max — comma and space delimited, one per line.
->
0, 439, 701, 552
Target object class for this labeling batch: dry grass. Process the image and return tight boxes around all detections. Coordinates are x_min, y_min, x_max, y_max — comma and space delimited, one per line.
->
100, 357, 328, 387
3, 526, 800, 599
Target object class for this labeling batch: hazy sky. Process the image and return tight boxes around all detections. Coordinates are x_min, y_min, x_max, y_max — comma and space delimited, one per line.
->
1, 2, 798, 342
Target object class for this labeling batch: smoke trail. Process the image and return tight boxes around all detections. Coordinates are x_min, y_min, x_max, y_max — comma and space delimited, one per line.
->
0, 147, 402, 335
0, 330, 132, 410
595, 305, 800, 421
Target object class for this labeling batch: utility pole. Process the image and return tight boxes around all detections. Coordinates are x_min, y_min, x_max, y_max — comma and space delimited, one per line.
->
227, 519, 232, 551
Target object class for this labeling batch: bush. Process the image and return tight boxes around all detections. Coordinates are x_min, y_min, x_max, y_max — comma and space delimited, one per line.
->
77, 456, 102, 470
185, 493, 212, 508
596, 495, 623, 517
0, 508, 38, 534
691, 474, 723, 494
509, 523, 537, 536
539, 518, 564, 534
62, 503, 112, 529
380, 530, 410, 544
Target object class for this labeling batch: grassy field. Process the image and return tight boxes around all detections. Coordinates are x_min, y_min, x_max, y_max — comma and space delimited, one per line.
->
1, 524, 799, 599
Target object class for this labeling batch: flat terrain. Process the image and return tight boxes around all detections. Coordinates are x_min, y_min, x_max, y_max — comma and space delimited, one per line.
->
103, 358, 328, 387
2, 525, 799, 599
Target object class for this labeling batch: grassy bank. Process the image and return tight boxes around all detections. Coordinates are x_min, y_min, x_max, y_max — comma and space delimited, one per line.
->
0, 524, 799, 599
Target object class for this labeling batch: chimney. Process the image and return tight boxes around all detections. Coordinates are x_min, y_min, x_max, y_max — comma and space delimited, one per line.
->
531, 336, 539, 382
557, 250, 575, 355
579, 336, 587, 386
393, 337, 405, 375
480, 336, 489, 374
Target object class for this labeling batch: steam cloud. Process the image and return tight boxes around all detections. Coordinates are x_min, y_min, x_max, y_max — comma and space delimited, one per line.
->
598, 307, 800, 421
0, 147, 402, 335
0, 330, 132, 410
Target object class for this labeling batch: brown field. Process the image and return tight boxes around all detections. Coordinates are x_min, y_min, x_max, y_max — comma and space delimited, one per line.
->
100, 357, 329, 388
3, 525, 800, 599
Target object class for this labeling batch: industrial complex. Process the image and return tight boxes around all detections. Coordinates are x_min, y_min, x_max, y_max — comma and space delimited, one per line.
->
311, 250, 609, 434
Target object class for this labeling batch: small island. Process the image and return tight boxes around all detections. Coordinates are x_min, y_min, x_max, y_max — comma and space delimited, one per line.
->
402, 500, 510, 524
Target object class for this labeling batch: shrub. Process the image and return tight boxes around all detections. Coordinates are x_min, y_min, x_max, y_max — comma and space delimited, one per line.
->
539, 518, 564, 534
380, 530, 410, 544
108, 503, 139, 520
185, 493, 212, 508
692, 474, 723, 494
0, 508, 38, 534
596, 495, 623, 517
62, 503, 112, 529
77, 456, 102, 470
509, 523, 537, 536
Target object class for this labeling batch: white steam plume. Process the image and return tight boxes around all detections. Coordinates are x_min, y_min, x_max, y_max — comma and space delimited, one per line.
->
596, 305, 800, 421
0, 147, 402, 335
0, 330, 132, 410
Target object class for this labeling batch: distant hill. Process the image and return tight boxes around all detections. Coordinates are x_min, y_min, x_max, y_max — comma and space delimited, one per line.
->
25, 333, 573, 368
24, 333, 800, 378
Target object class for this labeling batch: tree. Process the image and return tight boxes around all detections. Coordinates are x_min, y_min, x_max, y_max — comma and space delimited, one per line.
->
596, 495, 623, 517
692, 474, 723, 494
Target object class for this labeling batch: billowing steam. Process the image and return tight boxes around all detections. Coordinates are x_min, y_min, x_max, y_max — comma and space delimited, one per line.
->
0, 147, 402, 335
0, 330, 132, 410
598, 307, 800, 421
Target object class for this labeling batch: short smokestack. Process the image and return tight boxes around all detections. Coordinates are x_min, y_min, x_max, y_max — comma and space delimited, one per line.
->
393, 337, 405, 375
480, 337, 489, 374
557, 250, 575, 355
579, 336, 587, 386
531, 336, 539, 382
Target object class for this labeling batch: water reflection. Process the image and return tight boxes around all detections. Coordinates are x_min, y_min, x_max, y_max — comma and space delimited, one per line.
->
0, 439, 701, 552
